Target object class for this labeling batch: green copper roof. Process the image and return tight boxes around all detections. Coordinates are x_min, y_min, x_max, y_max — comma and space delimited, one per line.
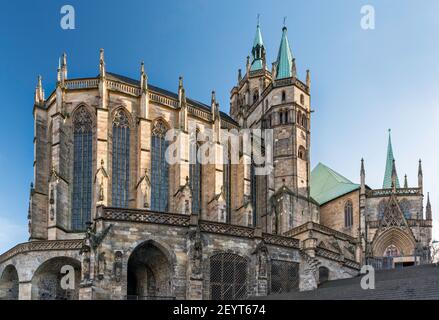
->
383, 130, 400, 188
253, 24, 264, 48
275, 27, 294, 79
250, 24, 265, 71
310, 163, 360, 205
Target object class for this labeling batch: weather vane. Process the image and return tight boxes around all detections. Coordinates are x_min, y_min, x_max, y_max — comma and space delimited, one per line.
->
283, 16, 287, 27
257, 13, 260, 26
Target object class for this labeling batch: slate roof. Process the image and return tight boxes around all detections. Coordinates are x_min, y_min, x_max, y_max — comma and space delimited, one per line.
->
259, 264, 439, 300
310, 163, 360, 205
105, 72, 237, 125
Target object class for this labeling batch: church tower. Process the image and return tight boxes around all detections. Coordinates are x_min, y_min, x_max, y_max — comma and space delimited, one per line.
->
229, 22, 315, 234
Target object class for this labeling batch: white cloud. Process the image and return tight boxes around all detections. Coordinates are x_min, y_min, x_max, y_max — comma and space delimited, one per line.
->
0, 217, 28, 254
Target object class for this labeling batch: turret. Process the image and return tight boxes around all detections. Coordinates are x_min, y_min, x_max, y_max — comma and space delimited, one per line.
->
404, 174, 408, 188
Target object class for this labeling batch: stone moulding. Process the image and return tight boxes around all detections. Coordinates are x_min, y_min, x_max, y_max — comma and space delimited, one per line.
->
367, 187, 421, 197
315, 246, 360, 270
0, 239, 83, 264
284, 221, 357, 245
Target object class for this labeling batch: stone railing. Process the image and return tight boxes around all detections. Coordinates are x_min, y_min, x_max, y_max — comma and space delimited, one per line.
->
0, 239, 83, 264
316, 246, 342, 262
368, 219, 432, 229
107, 80, 141, 96
199, 220, 255, 238
263, 233, 300, 249
148, 93, 179, 109
66, 78, 99, 90
188, 105, 212, 122
367, 187, 421, 197
284, 222, 357, 244
99, 207, 190, 227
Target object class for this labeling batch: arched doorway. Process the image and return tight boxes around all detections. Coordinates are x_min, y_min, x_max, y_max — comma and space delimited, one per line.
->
127, 241, 173, 300
0, 265, 19, 300
31, 257, 81, 300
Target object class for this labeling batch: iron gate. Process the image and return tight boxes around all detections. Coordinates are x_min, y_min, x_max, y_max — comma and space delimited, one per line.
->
209, 253, 248, 300
270, 260, 299, 294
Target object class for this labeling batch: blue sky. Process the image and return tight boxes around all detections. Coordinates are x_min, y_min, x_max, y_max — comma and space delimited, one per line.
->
0, 0, 438, 252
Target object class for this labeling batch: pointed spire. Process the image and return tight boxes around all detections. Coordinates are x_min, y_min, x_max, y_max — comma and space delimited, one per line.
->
250, 21, 265, 71
418, 159, 423, 192
360, 158, 366, 194
211, 90, 216, 110
426, 192, 432, 220
404, 174, 408, 188
383, 129, 400, 188
275, 25, 294, 80
60, 52, 67, 83
306, 69, 311, 92
238, 69, 242, 83
34, 75, 45, 105
99, 49, 106, 78
418, 159, 423, 176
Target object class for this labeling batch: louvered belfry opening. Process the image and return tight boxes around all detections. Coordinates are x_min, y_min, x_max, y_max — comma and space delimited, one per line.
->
270, 260, 299, 294
209, 253, 248, 300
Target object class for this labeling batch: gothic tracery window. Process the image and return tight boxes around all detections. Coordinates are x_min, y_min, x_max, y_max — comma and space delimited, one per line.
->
399, 199, 411, 219
190, 131, 202, 215
223, 143, 232, 223
344, 200, 353, 228
112, 110, 130, 208
72, 106, 93, 231
151, 120, 170, 212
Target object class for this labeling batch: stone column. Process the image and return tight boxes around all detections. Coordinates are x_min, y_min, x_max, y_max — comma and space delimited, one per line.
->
18, 282, 32, 300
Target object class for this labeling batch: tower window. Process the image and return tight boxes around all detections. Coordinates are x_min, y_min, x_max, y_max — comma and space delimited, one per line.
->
298, 146, 306, 160
253, 90, 259, 104
297, 111, 301, 124
284, 111, 289, 124
281, 91, 286, 103
344, 200, 353, 228
300, 94, 305, 105
301, 115, 307, 129
279, 111, 284, 125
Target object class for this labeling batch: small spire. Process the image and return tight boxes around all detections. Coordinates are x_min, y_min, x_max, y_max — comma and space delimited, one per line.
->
360, 158, 365, 176
61, 52, 68, 82
99, 49, 106, 78
426, 192, 432, 220
404, 174, 408, 188
238, 69, 242, 83
418, 159, 423, 176
35, 75, 45, 105
211, 90, 216, 107
306, 69, 311, 91
140, 61, 147, 92
178, 76, 185, 106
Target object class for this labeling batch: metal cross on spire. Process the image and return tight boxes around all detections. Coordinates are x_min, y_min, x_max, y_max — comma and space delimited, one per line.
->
283, 16, 287, 27
257, 13, 260, 26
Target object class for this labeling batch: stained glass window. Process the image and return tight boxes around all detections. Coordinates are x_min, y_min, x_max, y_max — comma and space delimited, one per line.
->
251, 162, 257, 227
190, 133, 202, 215
112, 110, 130, 208
223, 145, 232, 223
150, 120, 169, 212
72, 107, 93, 231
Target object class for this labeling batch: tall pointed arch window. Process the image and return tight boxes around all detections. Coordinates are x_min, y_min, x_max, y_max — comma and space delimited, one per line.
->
112, 110, 130, 208
223, 143, 232, 223
72, 106, 93, 231
251, 161, 257, 227
151, 120, 170, 212
344, 200, 353, 228
190, 131, 202, 215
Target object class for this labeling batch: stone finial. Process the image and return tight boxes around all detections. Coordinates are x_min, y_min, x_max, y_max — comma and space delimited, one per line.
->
140, 61, 148, 92
426, 192, 432, 220
246, 55, 250, 74
291, 58, 297, 79
238, 69, 242, 83
34, 75, 45, 105
404, 174, 408, 188
99, 49, 106, 78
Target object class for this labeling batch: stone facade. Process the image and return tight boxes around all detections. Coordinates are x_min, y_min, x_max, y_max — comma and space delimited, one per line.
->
3, 24, 413, 300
